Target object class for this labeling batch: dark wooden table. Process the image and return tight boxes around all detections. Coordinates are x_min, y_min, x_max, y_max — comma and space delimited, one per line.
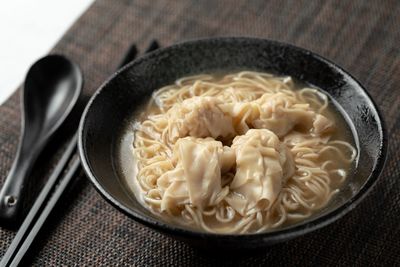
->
0, 0, 399, 265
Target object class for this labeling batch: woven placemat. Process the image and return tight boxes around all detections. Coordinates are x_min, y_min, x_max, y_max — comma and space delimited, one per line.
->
1, 0, 399, 265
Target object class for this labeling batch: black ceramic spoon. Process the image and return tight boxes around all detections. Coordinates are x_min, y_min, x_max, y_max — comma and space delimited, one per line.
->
0, 55, 82, 228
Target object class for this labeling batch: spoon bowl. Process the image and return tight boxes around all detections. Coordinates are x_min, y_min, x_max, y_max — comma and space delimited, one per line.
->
0, 55, 82, 228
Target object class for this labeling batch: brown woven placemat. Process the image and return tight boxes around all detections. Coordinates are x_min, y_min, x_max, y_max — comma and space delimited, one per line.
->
1, 0, 399, 265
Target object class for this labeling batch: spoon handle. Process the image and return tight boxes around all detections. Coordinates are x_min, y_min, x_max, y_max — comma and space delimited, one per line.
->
0, 137, 42, 228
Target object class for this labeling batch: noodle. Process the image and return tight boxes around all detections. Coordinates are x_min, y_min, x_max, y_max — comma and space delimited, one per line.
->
131, 71, 356, 234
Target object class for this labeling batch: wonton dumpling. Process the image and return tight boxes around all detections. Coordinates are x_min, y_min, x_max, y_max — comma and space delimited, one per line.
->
157, 169, 188, 215
252, 93, 315, 137
226, 129, 294, 215
157, 137, 234, 213
166, 97, 235, 142
227, 93, 334, 138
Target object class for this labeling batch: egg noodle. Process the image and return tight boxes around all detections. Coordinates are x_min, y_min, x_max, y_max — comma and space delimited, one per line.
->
132, 71, 357, 234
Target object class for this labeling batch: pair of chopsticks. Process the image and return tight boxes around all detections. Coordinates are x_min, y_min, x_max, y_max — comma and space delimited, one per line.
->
1, 40, 160, 267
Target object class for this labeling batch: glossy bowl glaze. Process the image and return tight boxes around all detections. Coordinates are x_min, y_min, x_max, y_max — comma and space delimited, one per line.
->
78, 38, 387, 249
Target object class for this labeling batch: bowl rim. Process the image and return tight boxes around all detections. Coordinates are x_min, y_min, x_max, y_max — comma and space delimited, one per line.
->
78, 37, 388, 242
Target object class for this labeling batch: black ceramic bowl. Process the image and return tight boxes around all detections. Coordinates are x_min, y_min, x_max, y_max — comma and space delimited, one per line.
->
78, 38, 387, 249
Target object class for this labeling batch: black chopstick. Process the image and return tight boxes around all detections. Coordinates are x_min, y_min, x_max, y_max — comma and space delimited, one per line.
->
118, 45, 138, 69
117, 40, 159, 69
10, 157, 80, 266
144, 40, 160, 53
1, 41, 160, 266
0, 134, 78, 266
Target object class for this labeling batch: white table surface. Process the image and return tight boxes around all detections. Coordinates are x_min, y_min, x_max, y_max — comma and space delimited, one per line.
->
0, 0, 94, 105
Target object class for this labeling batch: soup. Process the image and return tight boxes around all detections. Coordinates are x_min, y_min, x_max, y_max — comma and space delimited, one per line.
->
120, 71, 357, 234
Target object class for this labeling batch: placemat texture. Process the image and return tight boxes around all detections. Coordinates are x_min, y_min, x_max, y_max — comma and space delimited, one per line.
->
1, 0, 399, 265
